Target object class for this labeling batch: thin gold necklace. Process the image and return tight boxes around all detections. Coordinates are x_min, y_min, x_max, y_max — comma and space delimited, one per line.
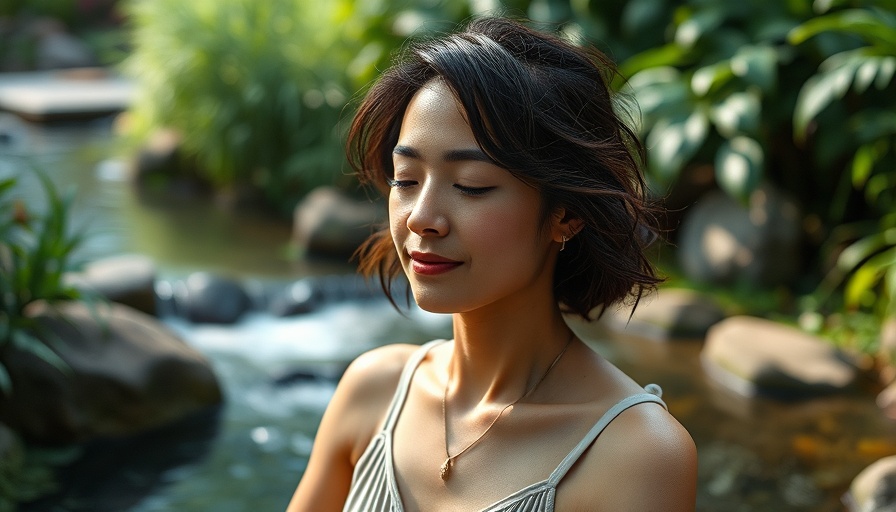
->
439, 333, 575, 480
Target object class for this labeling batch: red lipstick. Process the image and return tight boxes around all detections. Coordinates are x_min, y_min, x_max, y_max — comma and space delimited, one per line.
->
409, 251, 462, 275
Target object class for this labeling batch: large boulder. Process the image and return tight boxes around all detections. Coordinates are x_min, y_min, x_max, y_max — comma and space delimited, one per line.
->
702, 316, 858, 398
677, 184, 802, 287
292, 187, 383, 260
605, 288, 726, 341
65, 254, 158, 315
0, 301, 222, 445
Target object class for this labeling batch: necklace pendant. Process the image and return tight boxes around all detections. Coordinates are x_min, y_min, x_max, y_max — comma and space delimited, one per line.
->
439, 458, 451, 480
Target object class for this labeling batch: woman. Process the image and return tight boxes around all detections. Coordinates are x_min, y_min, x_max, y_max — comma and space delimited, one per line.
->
288, 16, 697, 511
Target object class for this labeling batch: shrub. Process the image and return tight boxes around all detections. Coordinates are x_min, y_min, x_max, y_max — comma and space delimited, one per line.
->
122, 0, 347, 214
121, 0, 467, 215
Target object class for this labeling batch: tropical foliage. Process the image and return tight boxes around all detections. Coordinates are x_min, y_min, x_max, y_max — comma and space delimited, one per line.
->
788, 3, 896, 323
0, 173, 90, 394
533, 0, 896, 337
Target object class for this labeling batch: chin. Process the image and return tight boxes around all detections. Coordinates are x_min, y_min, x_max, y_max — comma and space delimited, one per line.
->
409, 288, 464, 315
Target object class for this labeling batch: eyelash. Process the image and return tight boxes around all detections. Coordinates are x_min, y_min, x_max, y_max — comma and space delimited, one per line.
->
454, 184, 495, 196
386, 179, 495, 197
386, 178, 415, 189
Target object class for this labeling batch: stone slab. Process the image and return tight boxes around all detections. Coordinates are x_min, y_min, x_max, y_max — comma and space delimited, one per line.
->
0, 68, 134, 121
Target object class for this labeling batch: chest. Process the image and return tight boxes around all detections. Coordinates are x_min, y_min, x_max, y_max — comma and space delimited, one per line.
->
389, 390, 600, 512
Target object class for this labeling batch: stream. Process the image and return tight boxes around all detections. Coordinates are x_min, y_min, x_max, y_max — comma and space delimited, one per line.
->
3, 113, 895, 511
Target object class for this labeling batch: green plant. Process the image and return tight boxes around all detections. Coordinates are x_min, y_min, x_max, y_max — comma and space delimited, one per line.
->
0, 173, 89, 394
121, 0, 483, 215
617, 0, 820, 202
122, 0, 342, 213
787, 3, 896, 324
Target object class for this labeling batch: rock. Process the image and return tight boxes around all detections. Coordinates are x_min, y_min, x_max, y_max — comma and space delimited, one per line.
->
0, 301, 222, 445
132, 129, 210, 201
701, 316, 857, 398
845, 456, 896, 512
174, 272, 253, 324
292, 186, 383, 260
31, 19, 98, 70
268, 275, 385, 317
605, 288, 726, 340
65, 254, 158, 315
677, 184, 802, 287
268, 279, 324, 316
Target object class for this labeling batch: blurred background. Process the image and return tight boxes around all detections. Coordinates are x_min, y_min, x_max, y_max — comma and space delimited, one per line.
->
1, 0, 895, 510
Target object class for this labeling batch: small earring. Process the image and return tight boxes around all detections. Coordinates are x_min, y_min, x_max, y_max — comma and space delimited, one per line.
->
560, 235, 569, 251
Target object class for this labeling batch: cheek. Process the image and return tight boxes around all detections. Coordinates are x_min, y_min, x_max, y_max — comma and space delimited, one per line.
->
388, 192, 407, 235
463, 202, 544, 250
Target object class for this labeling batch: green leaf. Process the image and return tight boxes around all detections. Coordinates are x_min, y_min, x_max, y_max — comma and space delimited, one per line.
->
887, 259, 896, 316
710, 90, 761, 138
619, 44, 689, 80
646, 110, 709, 183
674, 7, 725, 49
845, 247, 896, 308
851, 143, 878, 188
715, 136, 764, 203
0, 178, 15, 195
620, 0, 668, 37
874, 55, 896, 89
691, 62, 734, 97
627, 68, 692, 128
730, 45, 778, 93
846, 265, 878, 308
838, 228, 896, 271
865, 172, 896, 206
793, 59, 858, 140
851, 110, 896, 144
0, 364, 10, 395
788, 9, 896, 49
11, 330, 68, 374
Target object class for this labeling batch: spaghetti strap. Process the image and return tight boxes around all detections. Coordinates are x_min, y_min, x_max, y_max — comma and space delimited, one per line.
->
381, 339, 446, 434
547, 387, 667, 485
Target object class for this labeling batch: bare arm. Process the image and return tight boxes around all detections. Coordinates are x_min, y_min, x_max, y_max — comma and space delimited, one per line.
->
561, 404, 698, 511
285, 344, 418, 512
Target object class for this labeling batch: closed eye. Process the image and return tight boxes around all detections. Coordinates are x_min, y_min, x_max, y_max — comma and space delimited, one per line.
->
454, 184, 496, 196
387, 178, 417, 189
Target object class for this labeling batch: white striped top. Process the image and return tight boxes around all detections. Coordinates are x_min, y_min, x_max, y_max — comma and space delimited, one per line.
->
342, 340, 666, 512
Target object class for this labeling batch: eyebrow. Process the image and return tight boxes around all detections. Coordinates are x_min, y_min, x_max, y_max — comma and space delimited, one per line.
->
393, 145, 494, 163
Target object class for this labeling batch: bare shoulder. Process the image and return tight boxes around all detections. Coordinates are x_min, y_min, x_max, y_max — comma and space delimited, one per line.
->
337, 343, 423, 455
286, 342, 425, 512
342, 342, 421, 395
561, 399, 698, 511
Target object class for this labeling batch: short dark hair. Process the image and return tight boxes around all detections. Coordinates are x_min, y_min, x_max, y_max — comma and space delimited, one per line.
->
349, 16, 662, 320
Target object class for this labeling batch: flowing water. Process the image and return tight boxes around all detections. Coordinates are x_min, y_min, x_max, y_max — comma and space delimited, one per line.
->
4, 114, 895, 511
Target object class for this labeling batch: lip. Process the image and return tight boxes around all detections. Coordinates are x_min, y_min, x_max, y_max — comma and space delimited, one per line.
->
408, 251, 462, 275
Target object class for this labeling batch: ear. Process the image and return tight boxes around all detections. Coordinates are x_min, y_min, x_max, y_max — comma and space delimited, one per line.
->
550, 207, 584, 243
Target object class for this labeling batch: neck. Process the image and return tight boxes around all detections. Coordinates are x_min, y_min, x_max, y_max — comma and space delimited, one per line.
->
447, 296, 574, 409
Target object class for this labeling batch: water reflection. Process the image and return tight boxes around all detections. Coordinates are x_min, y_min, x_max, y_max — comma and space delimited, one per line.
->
21, 407, 222, 512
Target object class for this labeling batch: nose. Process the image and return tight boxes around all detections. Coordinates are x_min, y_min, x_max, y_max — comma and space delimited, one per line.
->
405, 182, 449, 237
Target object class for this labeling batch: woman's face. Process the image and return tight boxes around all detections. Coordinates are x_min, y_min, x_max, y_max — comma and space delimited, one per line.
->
388, 80, 561, 314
